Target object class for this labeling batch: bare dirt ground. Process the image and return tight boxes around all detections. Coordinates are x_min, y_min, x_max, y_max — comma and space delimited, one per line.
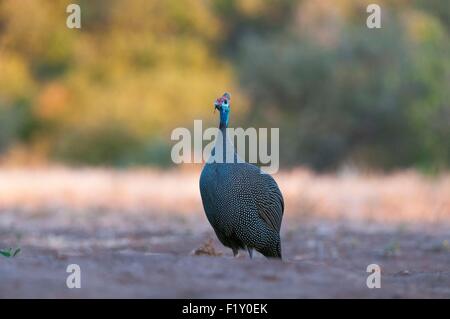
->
1, 168, 449, 298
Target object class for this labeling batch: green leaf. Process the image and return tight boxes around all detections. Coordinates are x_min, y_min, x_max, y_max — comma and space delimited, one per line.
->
0, 249, 12, 257
13, 248, 21, 257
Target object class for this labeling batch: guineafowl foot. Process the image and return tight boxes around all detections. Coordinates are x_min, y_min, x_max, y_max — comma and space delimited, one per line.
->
247, 247, 254, 259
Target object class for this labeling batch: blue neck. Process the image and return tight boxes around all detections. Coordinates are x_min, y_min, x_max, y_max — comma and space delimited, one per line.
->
216, 107, 233, 162
219, 109, 229, 131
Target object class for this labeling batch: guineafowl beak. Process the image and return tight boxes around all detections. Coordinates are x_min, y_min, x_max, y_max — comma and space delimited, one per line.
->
214, 99, 222, 111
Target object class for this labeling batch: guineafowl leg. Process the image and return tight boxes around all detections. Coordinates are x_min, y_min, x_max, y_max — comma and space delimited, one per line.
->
232, 248, 239, 257
247, 247, 254, 259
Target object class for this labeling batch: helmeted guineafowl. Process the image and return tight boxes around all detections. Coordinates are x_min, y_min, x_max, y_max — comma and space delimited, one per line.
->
199, 92, 284, 259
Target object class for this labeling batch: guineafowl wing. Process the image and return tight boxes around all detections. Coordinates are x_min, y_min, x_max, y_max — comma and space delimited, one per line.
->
255, 173, 284, 233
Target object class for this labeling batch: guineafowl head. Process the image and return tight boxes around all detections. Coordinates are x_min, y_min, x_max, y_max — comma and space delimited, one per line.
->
214, 92, 231, 129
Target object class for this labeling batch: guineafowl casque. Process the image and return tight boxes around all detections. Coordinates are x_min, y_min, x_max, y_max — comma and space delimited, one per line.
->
199, 93, 284, 259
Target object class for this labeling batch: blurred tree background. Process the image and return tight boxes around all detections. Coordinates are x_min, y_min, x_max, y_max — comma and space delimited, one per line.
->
0, 0, 448, 171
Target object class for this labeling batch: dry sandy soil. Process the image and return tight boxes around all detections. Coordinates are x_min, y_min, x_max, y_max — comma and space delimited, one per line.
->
0, 168, 449, 298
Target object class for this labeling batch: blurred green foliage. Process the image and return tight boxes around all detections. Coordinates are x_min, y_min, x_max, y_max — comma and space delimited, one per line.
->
0, 0, 448, 171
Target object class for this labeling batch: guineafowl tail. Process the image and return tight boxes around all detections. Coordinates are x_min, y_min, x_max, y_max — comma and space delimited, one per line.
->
264, 251, 282, 259
274, 242, 282, 259
260, 241, 282, 259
